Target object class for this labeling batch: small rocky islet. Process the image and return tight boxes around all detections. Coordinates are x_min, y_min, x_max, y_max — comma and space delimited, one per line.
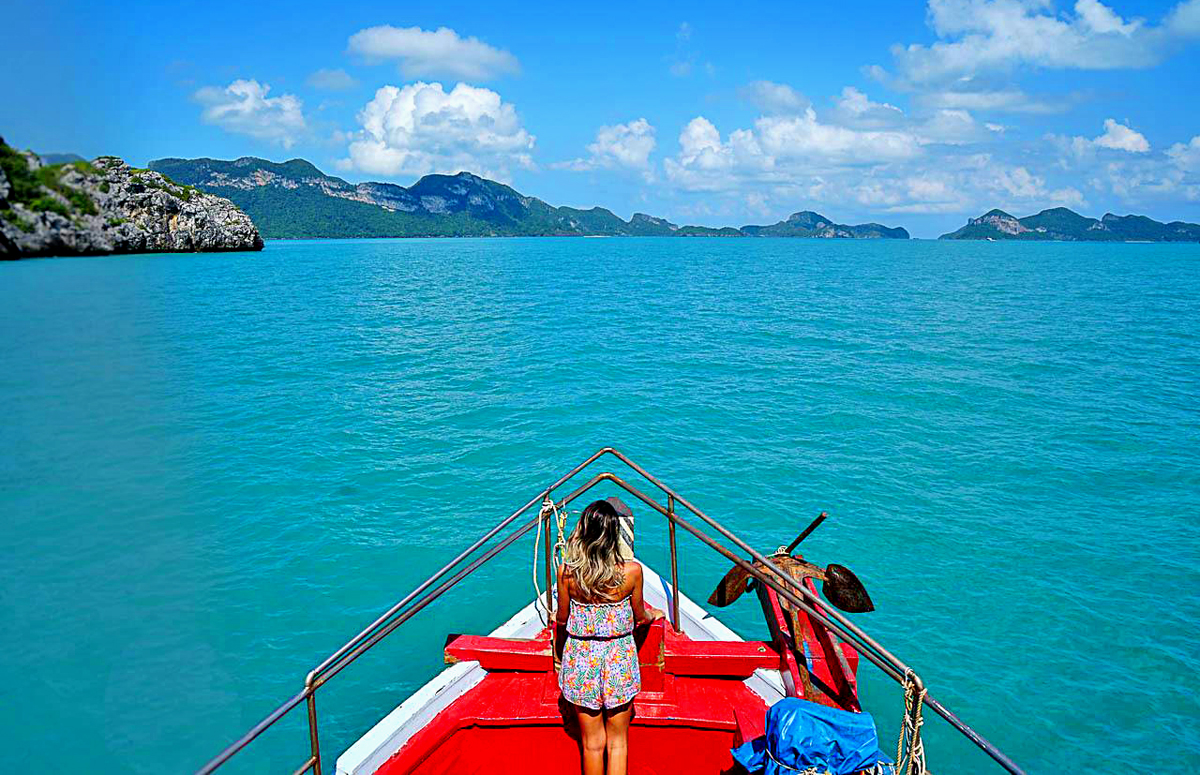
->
0, 138, 262, 259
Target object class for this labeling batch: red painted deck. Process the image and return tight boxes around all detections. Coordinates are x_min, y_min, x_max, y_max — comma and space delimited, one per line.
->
377, 620, 777, 775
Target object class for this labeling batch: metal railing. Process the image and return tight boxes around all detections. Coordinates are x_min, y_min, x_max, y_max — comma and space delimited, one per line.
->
196, 447, 1024, 775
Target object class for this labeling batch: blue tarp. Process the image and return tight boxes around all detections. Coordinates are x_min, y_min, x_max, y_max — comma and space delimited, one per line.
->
731, 698, 893, 775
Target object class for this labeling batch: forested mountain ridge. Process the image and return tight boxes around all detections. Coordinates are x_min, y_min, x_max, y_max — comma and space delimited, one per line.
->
149, 156, 910, 240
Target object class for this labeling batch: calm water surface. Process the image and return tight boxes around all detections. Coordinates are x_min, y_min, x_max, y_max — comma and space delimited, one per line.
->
2, 238, 1198, 773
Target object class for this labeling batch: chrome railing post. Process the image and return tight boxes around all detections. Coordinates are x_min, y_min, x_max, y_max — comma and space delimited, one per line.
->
667, 495, 680, 631
305, 678, 322, 775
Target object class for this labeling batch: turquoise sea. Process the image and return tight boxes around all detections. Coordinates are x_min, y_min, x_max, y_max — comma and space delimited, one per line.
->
2, 237, 1199, 774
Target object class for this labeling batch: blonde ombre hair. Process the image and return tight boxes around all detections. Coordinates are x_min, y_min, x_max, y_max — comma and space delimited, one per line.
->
565, 499, 625, 601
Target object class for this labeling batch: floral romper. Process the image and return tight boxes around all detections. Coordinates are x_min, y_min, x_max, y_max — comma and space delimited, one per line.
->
558, 596, 641, 710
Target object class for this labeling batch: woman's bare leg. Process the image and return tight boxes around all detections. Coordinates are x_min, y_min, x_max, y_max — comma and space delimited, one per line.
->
575, 705, 606, 775
604, 702, 633, 775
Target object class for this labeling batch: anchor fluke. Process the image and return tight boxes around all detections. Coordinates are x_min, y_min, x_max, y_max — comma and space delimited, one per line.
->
708, 564, 754, 607
821, 563, 874, 613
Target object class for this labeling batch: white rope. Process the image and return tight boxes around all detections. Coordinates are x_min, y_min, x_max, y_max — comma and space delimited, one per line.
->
532, 497, 569, 625
894, 669, 929, 775
533, 501, 547, 624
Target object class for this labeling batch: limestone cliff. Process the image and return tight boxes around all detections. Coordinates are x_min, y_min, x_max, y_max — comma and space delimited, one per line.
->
0, 138, 263, 259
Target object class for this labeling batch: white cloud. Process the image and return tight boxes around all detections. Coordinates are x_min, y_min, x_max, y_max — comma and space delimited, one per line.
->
843, 156, 1085, 214
920, 108, 987, 145
590, 120, 656, 168
830, 87, 905, 128
914, 86, 1066, 114
656, 84, 1114, 217
674, 85, 994, 188
343, 82, 534, 180
663, 117, 774, 192
909, 0, 1188, 81
662, 81, 1010, 197
347, 26, 519, 82
557, 119, 657, 179
678, 117, 722, 158
1080, 157, 1195, 201
1075, 0, 1143, 35
741, 81, 809, 114
194, 79, 305, 148
655, 69, 1198, 222
662, 115, 1091, 214
757, 110, 923, 164
307, 68, 358, 91
1058, 118, 1151, 158
1167, 136, 1200, 172
1093, 118, 1150, 152
663, 109, 925, 194
988, 164, 1082, 204
1039, 121, 1200, 206
875, 0, 1200, 112
827, 86, 987, 145
1168, 0, 1200, 34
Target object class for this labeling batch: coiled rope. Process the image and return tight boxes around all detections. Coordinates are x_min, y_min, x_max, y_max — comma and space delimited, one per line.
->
894, 669, 928, 775
532, 496, 569, 624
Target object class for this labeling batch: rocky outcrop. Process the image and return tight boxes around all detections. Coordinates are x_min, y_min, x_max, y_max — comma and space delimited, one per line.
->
627, 213, 679, 236
973, 209, 1028, 235
0, 139, 263, 259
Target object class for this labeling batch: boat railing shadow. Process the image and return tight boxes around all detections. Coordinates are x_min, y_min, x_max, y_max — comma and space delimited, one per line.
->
194, 446, 1025, 775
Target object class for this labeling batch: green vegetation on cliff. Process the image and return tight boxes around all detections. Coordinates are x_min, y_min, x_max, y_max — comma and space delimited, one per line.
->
149, 155, 911, 241
0, 137, 263, 259
675, 225, 745, 237
1, 143, 99, 218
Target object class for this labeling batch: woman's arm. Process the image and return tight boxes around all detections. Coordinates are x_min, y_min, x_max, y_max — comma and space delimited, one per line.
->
628, 562, 664, 626
555, 564, 571, 626
554, 564, 570, 659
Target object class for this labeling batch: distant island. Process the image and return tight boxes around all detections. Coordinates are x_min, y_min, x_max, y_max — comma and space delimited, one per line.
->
940, 207, 1200, 242
8, 135, 1200, 254
148, 156, 910, 240
0, 138, 262, 259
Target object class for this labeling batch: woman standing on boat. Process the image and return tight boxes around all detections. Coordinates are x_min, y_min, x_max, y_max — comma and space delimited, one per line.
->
556, 499, 663, 775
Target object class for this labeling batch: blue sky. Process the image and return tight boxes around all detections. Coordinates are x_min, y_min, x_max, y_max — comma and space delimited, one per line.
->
4, 0, 1200, 236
